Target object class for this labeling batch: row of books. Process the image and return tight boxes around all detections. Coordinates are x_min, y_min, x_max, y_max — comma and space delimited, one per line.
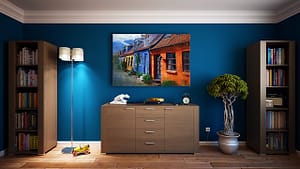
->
17, 68, 38, 87
267, 47, 286, 65
16, 133, 38, 152
266, 133, 287, 151
266, 111, 286, 129
18, 47, 38, 65
266, 68, 287, 86
17, 92, 38, 108
16, 112, 37, 130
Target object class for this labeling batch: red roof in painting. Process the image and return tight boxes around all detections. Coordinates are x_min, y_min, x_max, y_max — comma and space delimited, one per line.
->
151, 34, 190, 50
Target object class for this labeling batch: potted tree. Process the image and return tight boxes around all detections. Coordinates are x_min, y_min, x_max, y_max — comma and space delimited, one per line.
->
207, 73, 248, 154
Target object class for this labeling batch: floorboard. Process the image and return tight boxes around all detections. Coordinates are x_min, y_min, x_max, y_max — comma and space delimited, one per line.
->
0, 143, 299, 169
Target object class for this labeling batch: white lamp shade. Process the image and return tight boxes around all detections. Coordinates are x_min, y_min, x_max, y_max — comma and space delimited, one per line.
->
71, 48, 84, 61
59, 47, 71, 61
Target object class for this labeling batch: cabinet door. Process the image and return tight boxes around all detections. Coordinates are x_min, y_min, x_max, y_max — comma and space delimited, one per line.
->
101, 106, 135, 153
165, 106, 198, 153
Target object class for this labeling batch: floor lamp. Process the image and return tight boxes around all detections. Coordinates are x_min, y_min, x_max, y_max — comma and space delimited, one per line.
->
59, 47, 84, 154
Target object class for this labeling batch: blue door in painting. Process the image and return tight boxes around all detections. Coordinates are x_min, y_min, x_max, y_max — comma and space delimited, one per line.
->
136, 50, 150, 74
154, 55, 161, 80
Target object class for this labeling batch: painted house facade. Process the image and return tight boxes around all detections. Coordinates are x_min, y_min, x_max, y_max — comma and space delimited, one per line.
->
133, 34, 164, 74
150, 34, 190, 86
119, 45, 134, 71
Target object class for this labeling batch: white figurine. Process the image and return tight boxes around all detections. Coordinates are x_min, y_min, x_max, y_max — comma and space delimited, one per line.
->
110, 94, 130, 104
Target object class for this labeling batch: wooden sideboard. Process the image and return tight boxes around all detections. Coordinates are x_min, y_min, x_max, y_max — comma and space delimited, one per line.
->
101, 103, 199, 153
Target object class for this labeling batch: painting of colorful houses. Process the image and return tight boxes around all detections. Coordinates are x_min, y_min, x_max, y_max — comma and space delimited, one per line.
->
112, 34, 190, 86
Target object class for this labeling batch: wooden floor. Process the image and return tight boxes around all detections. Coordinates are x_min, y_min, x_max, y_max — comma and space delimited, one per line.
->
0, 142, 299, 169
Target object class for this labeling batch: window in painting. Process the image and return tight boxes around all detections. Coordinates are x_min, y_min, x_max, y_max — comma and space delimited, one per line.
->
167, 52, 176, 71
182, 51, 190, 72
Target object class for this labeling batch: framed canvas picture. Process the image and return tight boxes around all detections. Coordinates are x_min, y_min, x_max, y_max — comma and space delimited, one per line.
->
112, 34, 190, 86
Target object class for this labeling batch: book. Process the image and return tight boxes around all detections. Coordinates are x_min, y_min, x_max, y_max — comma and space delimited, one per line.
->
266, 111, 286, 129
267, 47, 286, 65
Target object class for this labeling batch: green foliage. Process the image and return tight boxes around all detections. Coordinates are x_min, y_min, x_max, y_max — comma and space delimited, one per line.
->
207, 73, 248, 100
128, 70, 136, 75
136, 72, 143, 78
143, 74, 152, 84
207, 74, 248, 135
161, 80, 177, 86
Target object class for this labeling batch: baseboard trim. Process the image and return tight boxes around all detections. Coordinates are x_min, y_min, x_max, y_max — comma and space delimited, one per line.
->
0, 149, 6, 157
57, 141, 101, 144
199, 141, 218, 146
57, 141, 247, 146
199, 141, 246, 146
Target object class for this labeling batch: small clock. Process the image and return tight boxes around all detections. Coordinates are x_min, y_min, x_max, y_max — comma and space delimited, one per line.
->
182, 93, 191, 105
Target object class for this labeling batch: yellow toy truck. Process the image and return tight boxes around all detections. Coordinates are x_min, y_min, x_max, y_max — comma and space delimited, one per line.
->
72, 144, 90, 156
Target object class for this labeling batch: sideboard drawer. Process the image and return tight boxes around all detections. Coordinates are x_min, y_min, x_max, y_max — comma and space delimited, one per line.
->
136, 107, 164, 117
136, 128, 164, 138
136, 117, 164, 128
136, 139, 164, 153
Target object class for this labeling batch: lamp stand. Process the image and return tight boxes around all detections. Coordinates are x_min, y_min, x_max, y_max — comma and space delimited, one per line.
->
61, 59, 75, 154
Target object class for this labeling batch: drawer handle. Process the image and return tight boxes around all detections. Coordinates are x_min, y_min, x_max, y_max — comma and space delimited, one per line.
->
144, 142, 155, 145
165, 107, 174, 110
144, 119, 155, 122
145, 107, 155, 110
125, 107, 135, 110
145, 130, 155, 134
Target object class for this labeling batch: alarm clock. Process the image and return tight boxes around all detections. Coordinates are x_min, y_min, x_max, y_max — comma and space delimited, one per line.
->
182, 93, 191, 105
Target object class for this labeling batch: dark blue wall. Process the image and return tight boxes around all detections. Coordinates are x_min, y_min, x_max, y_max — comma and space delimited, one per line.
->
3, 13, 300, 152
0, 13, 22, 151
22, 24, 277, 142
278, 13, 300, 150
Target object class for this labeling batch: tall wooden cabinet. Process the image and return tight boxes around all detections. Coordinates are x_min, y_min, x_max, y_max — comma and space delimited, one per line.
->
246, 40, 295, 154
8, 41, 57, 155
101, 104, 199, 153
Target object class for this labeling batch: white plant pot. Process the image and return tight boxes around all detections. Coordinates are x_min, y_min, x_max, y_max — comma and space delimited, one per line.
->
217, 131, 240, 154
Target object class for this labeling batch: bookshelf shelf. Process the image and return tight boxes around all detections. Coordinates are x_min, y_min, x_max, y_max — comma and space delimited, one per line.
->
266, 129, 288, 132
266, 64, 288, 67
16, 108, 38, 111
266, 86, 288, 88
16, 65, 38, 67
16, 129, 38, 133
15, 151, 38, 155
16, 87, 38, 91
8, 41, 58, 155
265, 150, 289, 155
266, 107, 288, 111
246, 40, 295, 154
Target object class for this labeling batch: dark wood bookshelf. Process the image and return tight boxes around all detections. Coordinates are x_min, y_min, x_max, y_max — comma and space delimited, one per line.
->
246, 40, 295, 154
8, 41, 58, 155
